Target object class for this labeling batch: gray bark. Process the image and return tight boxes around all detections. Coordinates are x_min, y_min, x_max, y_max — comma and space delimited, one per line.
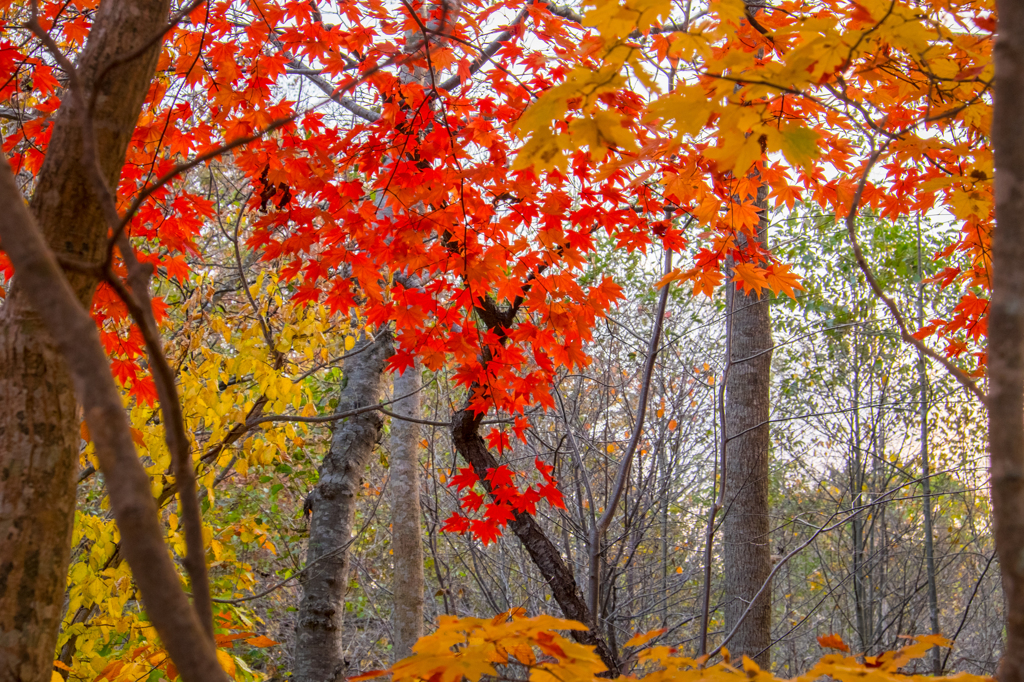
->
390, 363, 425, 660
294, 330, 394, 682
0, 0, 171, 678
722, 182, 773, 668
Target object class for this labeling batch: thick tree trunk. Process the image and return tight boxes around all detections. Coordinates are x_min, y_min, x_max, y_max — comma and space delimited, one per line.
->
390, 364, 425, 660
990, 3, 1024, 681
0, 1, 170, 679
722, 183, 772, 668
294, 330, 394, 682
0, 315, 79, 682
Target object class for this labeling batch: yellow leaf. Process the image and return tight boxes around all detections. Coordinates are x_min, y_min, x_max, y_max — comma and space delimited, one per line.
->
779, 124, 820, 171
345, 335, 356, 351
512, 644, 536, 666
216, 649, 236, 679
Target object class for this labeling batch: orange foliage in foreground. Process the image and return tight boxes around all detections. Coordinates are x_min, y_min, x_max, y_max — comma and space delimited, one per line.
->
354, 612, 991, 682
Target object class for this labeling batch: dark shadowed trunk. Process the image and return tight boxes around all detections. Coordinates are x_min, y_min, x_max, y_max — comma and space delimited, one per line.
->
452, 407, 620, 675
0, 0, 171, 678
722, 182, 773, 668
990, 2, 1024, 681
294, 330, 394, 682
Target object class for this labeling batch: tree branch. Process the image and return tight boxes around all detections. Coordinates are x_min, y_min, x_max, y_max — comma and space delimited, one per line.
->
844, 147, 986, 404
0, 151, 226, 682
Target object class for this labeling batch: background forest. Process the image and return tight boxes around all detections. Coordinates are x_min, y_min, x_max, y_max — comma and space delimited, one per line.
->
0, 0, 1011, 681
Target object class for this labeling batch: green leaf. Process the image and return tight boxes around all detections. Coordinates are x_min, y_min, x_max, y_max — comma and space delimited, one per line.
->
779, 124, 820, 170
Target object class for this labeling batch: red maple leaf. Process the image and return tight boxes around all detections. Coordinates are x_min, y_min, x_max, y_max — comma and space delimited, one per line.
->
513, 487, 542, 515
471, 518, 502, 546
485, 465, 515, 489
461, 490, 485, 513
485, 428, 512, 453
492, 485, 521, 507
535, 457, 555, 483
537, 482, 565, 510
448, 467, 479, 492
442, 513, 471, 534
484, 502, 516, 529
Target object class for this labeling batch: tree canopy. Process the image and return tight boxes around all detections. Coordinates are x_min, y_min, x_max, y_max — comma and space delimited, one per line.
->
0, 0, 1011, 680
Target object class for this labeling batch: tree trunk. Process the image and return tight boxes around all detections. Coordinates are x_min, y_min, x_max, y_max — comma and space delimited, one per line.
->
849, 337, 871, 652
294, 330, 394, 682
917, 223, 941, 673
0, 160, 226, 682
989, 2, 1024, 680
451, 407, 621, 675
0, 1, 170, 678
722, 182, 773, 668
390, 363, 425, 660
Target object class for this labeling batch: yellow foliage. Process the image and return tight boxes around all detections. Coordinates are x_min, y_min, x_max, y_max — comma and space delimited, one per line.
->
62, 264, 353, 681
368, 614, 992, 682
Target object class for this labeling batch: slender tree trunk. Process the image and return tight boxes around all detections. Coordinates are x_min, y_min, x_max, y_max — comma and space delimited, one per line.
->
917, 223, 941, 674
989, 3, 1024, 680
390, 363, 425, 660
722, 182, 772, 668
294, 330, 394, 682
849, 327, 872, 653
0, 1, 170, 678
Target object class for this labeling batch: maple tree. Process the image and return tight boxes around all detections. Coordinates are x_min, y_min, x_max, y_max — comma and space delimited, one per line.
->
0, 0, 1010, 676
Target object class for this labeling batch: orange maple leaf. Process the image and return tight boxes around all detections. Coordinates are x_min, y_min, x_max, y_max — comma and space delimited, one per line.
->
765, 263, 804, 299
817, 633, 850, 652
731, 262, 769, 297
